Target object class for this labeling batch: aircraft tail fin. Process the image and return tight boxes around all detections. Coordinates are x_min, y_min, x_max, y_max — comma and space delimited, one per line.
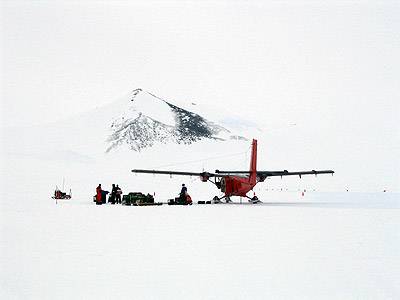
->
249, 139, 257, 184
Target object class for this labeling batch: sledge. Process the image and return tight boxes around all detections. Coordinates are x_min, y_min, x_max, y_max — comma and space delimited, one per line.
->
52, 179, 72, 200
52, 187, 72, 200
132, 202, 163, 206
122, 192, 156, 206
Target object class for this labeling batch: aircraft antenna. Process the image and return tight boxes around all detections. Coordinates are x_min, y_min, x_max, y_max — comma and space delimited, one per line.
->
232, 145, 252, 170
151, 151, 246, 169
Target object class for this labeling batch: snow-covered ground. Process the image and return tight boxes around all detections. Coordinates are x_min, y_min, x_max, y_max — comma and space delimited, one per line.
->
1, 193, 399, 300
1, 91, 399, 299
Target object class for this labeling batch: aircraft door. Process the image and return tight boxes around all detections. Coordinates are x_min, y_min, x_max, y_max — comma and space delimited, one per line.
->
220, 178, 226, 193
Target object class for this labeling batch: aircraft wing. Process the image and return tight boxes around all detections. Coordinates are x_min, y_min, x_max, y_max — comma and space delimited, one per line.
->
257, 170, 334, 178
131, 169, 225, 178
215, 169, 334, 178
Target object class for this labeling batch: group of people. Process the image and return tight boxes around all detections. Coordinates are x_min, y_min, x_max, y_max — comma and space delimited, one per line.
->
96, 183, 122, 204
96, 183, 189, 205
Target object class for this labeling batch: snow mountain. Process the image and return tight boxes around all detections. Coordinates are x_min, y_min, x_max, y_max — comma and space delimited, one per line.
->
106, 89, 247, 152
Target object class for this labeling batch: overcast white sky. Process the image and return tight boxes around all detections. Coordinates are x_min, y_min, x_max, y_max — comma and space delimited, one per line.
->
0, 0, 398, 148
1, 1, 399, 192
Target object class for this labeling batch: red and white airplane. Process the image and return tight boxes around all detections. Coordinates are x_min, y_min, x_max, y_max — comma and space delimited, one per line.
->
132, 139, 334, 203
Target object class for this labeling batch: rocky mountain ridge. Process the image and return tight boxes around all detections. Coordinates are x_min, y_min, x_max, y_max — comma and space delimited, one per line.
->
106, 89, 247, 152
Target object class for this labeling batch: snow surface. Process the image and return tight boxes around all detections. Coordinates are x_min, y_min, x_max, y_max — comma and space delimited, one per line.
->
1, 90, 400, 299
1, 194, 399, 300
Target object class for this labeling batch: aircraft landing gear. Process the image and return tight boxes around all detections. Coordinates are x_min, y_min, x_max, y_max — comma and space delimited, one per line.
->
248, 195, 262, 204
213, 196, 222, 204
212, 195, 232, 203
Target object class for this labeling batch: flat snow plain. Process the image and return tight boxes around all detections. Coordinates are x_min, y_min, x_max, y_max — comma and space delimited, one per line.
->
1, 192, 399, 300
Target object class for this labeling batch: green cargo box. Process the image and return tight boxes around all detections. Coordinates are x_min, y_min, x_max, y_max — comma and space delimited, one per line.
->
129, 192, 144, 197
122, 192, 155, 205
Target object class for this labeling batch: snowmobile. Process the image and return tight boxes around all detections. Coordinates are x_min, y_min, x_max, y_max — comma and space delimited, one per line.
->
168, 192, 193, 205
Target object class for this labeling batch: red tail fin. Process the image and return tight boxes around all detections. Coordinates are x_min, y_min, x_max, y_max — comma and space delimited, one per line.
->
249, 139, 257, 185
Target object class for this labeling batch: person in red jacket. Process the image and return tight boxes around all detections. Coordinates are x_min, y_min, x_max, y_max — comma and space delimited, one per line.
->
96, 184, 102, 204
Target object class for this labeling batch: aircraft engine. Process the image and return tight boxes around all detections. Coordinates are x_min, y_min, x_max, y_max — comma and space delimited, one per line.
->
200, 176, 209, 182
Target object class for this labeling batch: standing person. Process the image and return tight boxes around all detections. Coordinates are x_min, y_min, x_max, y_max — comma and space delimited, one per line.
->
96, 184, 102, 205
116, 185, 122, 204
110, 184, 117, 204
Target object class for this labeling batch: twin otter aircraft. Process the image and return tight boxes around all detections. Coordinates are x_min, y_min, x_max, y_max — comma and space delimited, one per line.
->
132, 139, 334, 203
